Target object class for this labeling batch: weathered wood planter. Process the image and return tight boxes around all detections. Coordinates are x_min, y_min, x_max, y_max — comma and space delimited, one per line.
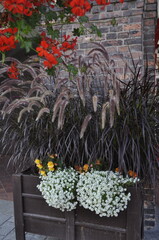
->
13, 172, 144, 240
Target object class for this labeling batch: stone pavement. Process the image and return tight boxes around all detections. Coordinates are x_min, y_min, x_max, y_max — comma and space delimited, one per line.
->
144, 205, 159, 240
0, 199, 159, 240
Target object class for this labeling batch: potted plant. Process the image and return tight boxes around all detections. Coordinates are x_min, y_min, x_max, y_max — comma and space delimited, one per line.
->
1, 43, 157, 240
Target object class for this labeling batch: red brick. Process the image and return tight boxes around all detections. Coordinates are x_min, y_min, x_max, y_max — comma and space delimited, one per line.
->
144, 19, 155, 26
118, 46, 129, 52
144, 11, 157, 18
123, 23, 141, 31
147, 0, 156, 3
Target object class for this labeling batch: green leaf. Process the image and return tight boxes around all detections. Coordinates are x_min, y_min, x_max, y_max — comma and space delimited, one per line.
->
46, 11, 58, 21
38, 5, 47, 14
80, 66, 87, 73
90, 25, 102, 37
67, 64, 78, 76
17, 20, 32, 34
111, 18, 118, 26
20, 40, 33, 53
79, 16, 89, 23
47, 26, 60, 39
25, 12, 41, 28
46, 67, 56, 76
73, 27, 84, 37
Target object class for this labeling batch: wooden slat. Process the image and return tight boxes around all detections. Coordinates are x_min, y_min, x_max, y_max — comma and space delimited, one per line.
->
126, 187, 144, 240
24, 215, 65, 238
75, 221, 126, 233
22, 193, 43, 199
66, 211, 75, 240
24, 213, 66, 223
23, 196, 65, 218
12, 174, 25, 240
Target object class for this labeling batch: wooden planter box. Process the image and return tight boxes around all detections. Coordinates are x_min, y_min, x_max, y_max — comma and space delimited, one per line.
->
13, 173, 144, 240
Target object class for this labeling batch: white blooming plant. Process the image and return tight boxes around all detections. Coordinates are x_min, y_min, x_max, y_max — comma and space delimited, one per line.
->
35, 157, 139, 217
76, 170, 139, 217
37, 168, 78, 212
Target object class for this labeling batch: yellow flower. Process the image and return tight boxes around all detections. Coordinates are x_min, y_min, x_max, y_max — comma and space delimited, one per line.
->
36, 163, 43, 169
83, 164, 89, 172
48, 167, 55, 172
47, 161, 54, 169
39, 170, 46, 176
35, 159, 41, 164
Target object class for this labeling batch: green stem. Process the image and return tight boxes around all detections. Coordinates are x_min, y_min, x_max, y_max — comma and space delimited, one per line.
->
1, 52, 5, 64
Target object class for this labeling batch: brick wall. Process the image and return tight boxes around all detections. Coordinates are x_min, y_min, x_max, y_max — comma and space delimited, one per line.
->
144, 185, 156, 230
66, 0, 157, 79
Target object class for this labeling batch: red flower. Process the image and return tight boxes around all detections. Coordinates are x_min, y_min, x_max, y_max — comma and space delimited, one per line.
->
95, 0, 110, 5
61, 35, 77, 52
0, 27, 18, 52
7, 62, 19, 79
68, 16, 76, 23
36, 34, 77, 69
44, 52, 58, 68
69, 0, 91, 16
3, 0, 33, 16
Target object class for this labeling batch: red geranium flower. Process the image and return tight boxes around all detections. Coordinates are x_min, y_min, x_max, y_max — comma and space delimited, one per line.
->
95, 0, 110, 5
0, 27, 18, 52
7, 62, 19, 79
69, 0, 91, 16
3, 0, 33, 16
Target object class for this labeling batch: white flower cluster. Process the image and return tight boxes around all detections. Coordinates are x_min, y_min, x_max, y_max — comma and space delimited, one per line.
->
76, 170, 139, 217
37, 168, 78, 211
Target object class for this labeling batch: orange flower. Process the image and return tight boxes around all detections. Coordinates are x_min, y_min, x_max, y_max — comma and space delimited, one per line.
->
128, 170, 138, 178
83, 164, 89, 172
95, 160, 101, 165
115, 167, 120, 172
74, 165, 82, 173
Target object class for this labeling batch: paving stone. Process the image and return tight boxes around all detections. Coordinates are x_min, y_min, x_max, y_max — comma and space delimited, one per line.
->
45, 237, 61, 240
25, 233, 61, 240
0, 221, 14, 236
7, 217, 14, 224
0, 200, 13, 216
0, 214, 10, 226
0, 235, 5, 240
2, 229, 16, 240
25, 233, 47, 240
